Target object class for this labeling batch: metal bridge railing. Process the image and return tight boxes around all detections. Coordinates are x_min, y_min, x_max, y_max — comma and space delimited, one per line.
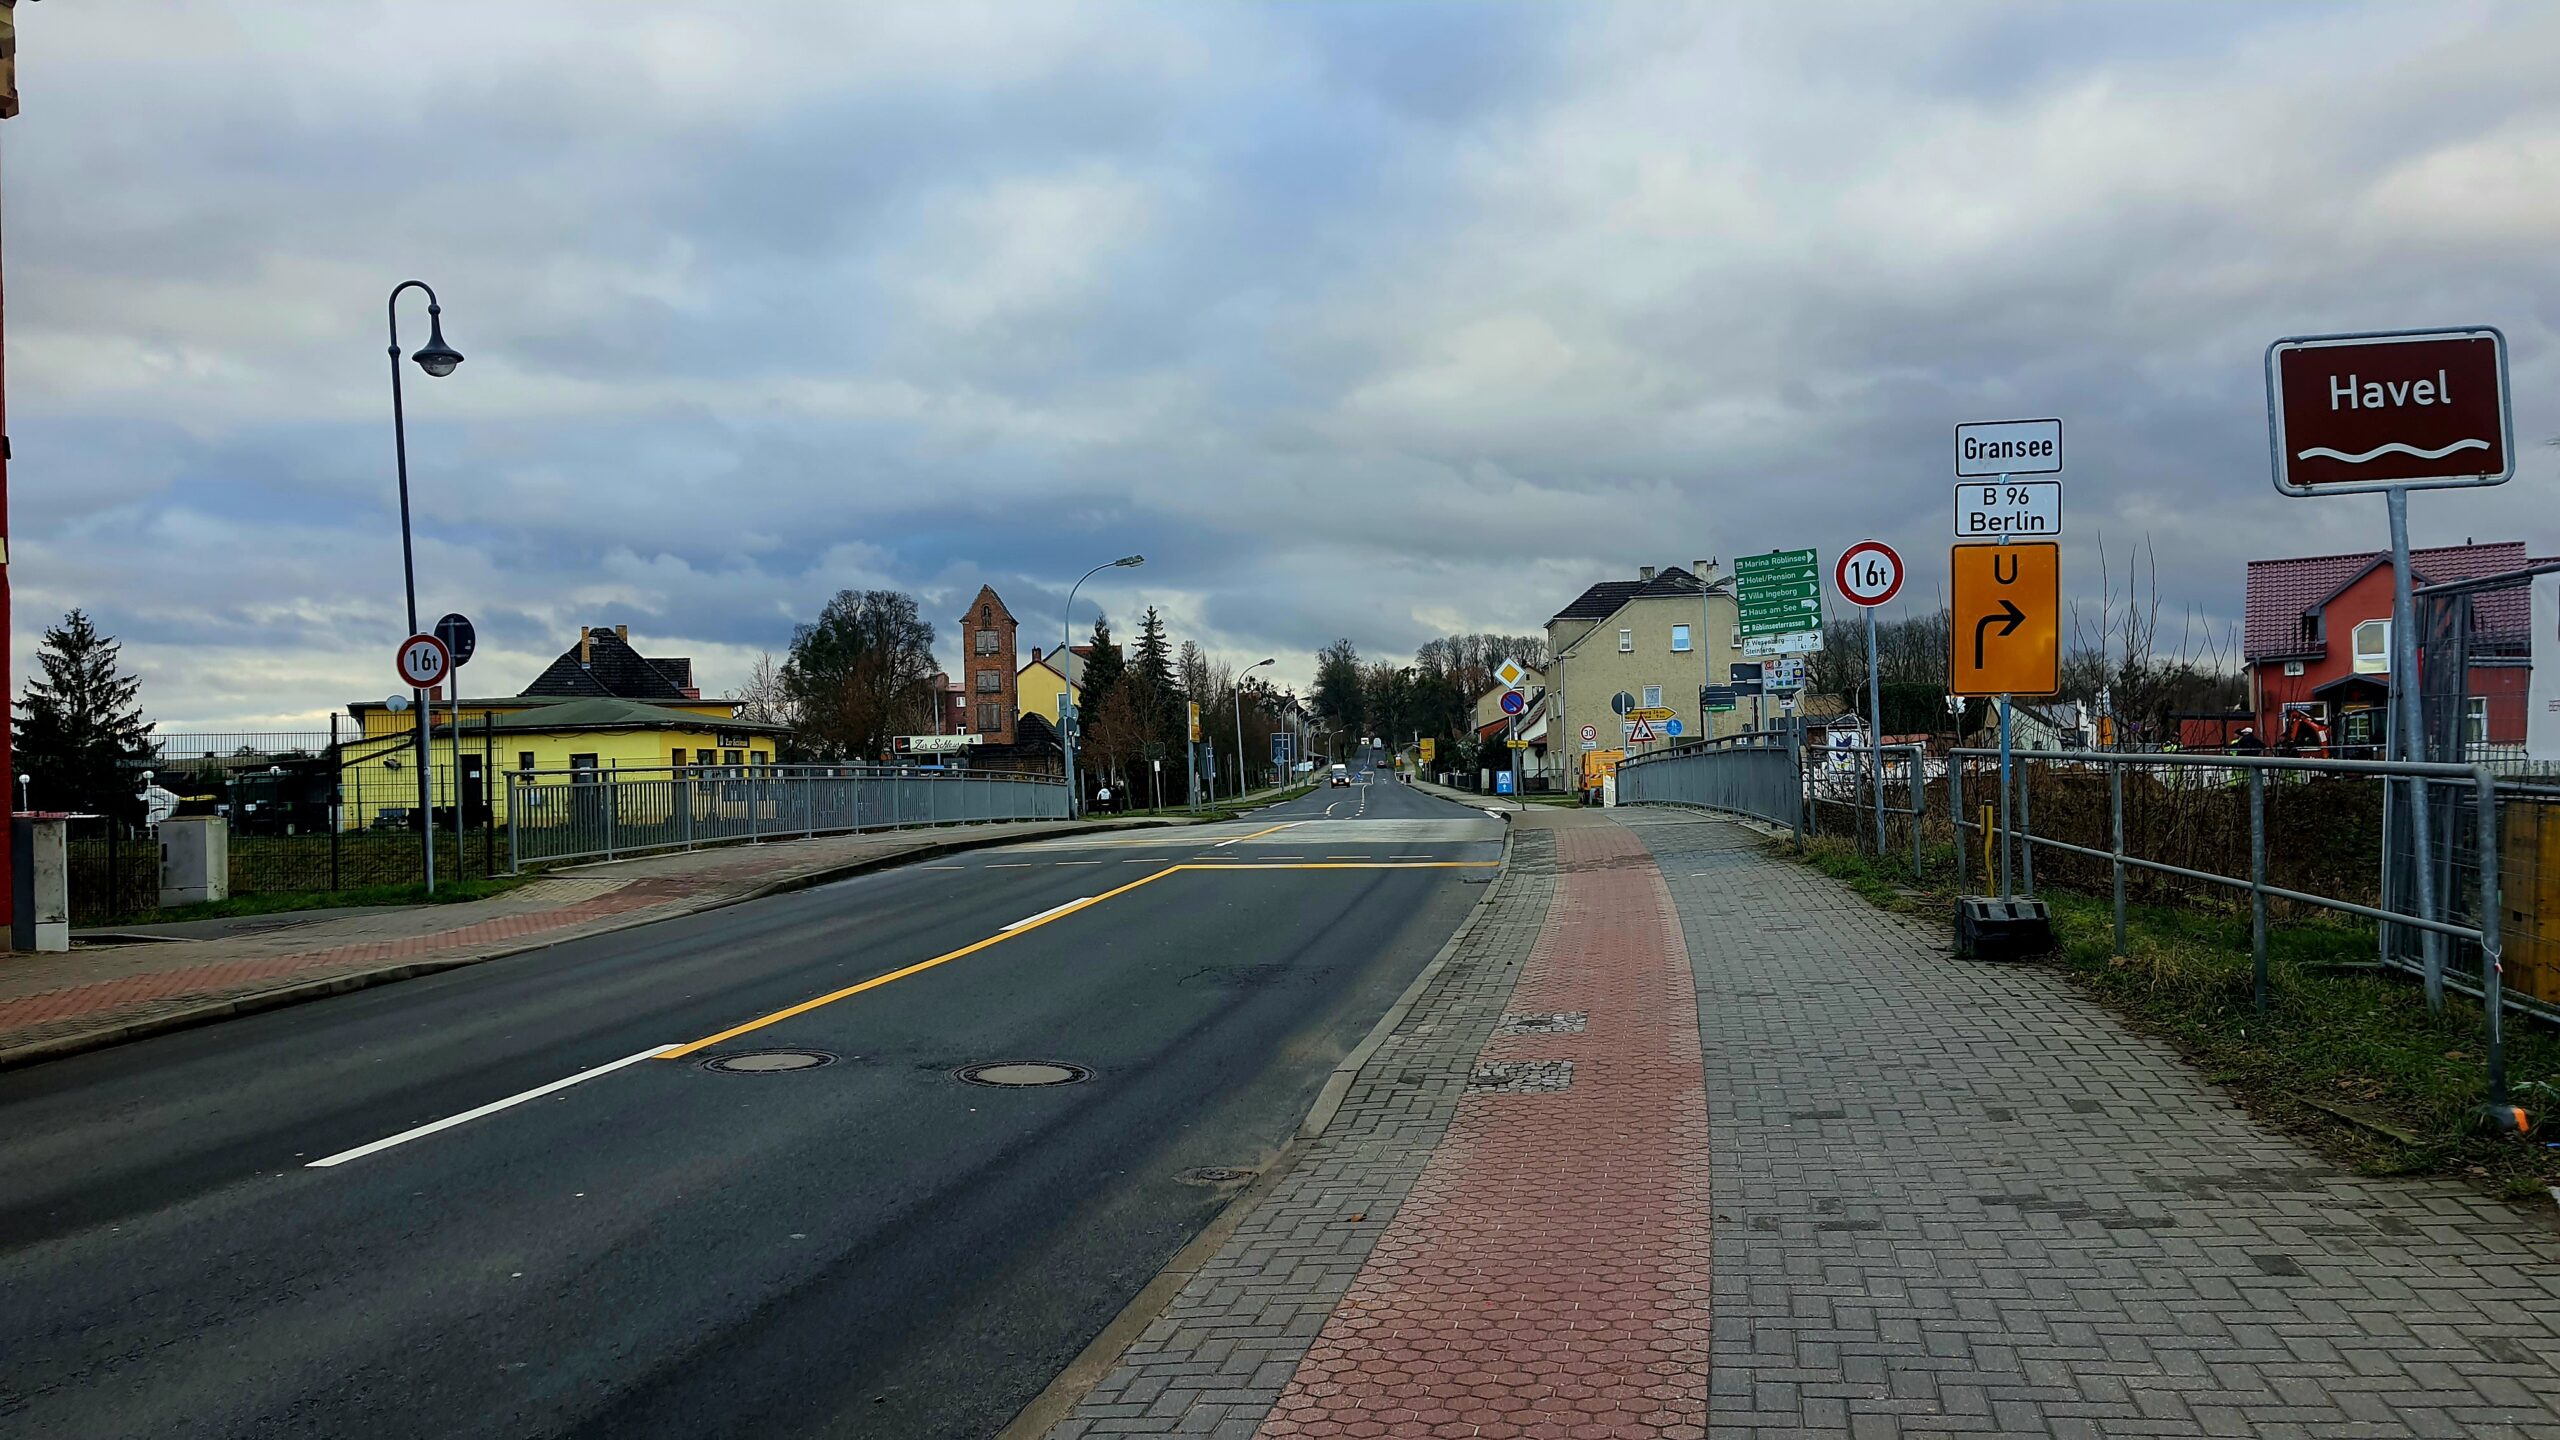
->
1952, 747, 2520, 1109
507, 764, 1068, 871
1614, 729, 1804, 838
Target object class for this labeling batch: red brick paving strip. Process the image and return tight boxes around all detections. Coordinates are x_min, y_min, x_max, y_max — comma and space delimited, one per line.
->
1259, 821, 1711, 1440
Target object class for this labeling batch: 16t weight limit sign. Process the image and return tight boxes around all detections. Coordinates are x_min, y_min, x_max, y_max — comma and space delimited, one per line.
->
396, 632, 452, 691
1835, 541, 1903, 608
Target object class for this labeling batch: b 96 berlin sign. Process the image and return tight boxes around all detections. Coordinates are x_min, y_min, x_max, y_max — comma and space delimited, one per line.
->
2266, 327, 2511, 496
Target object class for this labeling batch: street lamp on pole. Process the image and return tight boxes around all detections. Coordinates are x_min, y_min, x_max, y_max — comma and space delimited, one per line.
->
387, 280, 463, 891
1061, 554, 1143, 817
1236, 658, 1275, 800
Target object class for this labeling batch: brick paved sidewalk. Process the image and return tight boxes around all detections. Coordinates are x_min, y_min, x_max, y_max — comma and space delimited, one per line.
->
0, 818, 1147, 1067
1046, 805, 2560, 1440
1618, 808, 2560, 1439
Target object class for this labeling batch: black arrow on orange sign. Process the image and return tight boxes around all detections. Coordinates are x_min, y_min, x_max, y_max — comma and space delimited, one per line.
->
1974, 599, 2025, 668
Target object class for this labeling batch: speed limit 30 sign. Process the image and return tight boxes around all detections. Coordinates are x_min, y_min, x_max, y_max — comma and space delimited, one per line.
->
396, 632, 453, 691
1835, 540, 1904, 609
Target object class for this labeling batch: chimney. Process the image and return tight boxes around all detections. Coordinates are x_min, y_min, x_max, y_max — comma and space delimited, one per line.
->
615, 625, 629, 642
1030, 646, 1043, 663
1638, 565, 1657, 583
1695, 558, 1720, 584
579, 627, 592, 666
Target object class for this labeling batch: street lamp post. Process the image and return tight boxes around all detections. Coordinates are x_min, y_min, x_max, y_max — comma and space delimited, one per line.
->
1061, 554, 1143, 817
1236, 658, 1275, 799
386, 280, 464, 891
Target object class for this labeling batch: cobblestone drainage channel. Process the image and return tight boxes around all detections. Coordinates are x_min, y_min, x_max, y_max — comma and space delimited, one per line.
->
956, 1061, 1092, 1088
703, 1049, 836, 1074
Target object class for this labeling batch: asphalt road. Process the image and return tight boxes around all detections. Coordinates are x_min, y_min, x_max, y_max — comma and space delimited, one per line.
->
0, 770, 1499, 1440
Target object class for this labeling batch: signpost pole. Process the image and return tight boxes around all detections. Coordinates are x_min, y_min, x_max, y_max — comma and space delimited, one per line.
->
1996, 694, 2014, 900
2385, 486, 2444, 1010
451, 678, 464, 878
1864, 604, 1885, 856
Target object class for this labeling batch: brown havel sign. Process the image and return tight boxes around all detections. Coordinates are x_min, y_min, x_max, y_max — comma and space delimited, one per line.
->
2266, 327, 2511, 495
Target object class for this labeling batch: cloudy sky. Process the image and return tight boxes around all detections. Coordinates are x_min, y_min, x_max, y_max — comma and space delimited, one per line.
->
10, 1, 2558, 729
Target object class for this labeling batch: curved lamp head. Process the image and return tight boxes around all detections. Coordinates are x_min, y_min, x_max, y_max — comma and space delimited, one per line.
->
1253, 657, 1276, 669
411, 305, 464, 378
1114, 554, 1144, 568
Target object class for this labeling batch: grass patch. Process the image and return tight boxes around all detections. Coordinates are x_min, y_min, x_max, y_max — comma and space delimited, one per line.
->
1788, 834, 2560, 1202
103, 874, 534, 928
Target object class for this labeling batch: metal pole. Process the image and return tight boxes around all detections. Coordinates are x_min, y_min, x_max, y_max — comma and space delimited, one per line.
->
506, 774, 520, 875
482, 712, 495, 879
2249, 768, 2268, 1014
1949, 751, 1966, 892
1865, 605, 1885, 855
2018, 753, 2035, 898
2109, 762, 2126, 955
1234, 691, 1246, 802
1786, 714, 1803, 848
387, 281, 435, 894
329, 712, 342, 893
1996, 695, 2013, 899
2385, 487, 2444, 1011
2476, 772, 2507, 1108
451, 679, 465, 882
1907, 749, 1922, 878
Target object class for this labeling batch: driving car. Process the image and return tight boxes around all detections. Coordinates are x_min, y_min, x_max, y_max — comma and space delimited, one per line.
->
1329, 763, 1351, 787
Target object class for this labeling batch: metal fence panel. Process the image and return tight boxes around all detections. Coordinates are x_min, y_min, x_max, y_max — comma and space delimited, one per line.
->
507, 765, 1068, 869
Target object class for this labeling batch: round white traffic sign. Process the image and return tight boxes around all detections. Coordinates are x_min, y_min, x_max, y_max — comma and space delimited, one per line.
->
1836, 540, 1905, 608
396, 632, 453, 690
1581, 724, 1598, 742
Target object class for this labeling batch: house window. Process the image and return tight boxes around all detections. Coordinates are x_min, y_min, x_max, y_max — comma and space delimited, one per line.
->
1619, 628, 1634, 652
2465, 697, 2488, 748
977, 701, 1002, 731
977, 669, 1002, 692
2342, 708, 2377, 748
518, 751, 536, 774
751, 751, 769, 768
696, 748, 715, 766
1671, 623, 1692, 653
569, 754, 599, 780
724, 749, 743, 767
2352, 619, 2390, 674
975, 628, 1000, 655
672, 747, 686, 770
1643, 685, 1662, 709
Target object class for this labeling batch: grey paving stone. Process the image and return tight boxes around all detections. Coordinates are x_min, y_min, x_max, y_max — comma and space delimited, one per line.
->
1617, 808, 2560, 1439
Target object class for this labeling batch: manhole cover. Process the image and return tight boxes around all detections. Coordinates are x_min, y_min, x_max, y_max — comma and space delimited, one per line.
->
703, 1049, 835, 1074
1176, 1166, 1256, 1186
956, 1061, 1092, 1088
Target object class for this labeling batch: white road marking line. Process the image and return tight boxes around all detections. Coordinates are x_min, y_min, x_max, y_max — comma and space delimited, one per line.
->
1004, 897, 1095, 932
308, 1045, 676, 1169
987, 863, 1035, 869
1056, 860, 1103, 866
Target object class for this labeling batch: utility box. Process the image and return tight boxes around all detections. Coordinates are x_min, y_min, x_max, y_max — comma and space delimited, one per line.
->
1956, 895, 2053, 961
159, 816, 230, 908
11, 816, 70, 952
2500, 797, 2559, 1008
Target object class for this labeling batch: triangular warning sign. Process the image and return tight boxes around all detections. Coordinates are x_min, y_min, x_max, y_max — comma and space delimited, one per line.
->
1628, 717, 1657, 742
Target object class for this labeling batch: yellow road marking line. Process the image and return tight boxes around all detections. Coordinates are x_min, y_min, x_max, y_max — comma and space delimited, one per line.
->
657, 859, 1498, 1059
1212, 820, 1302, 849
657, 865, 1185, 1059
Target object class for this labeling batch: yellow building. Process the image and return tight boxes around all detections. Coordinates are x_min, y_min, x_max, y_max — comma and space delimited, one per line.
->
338, 624, 787, 830
338, 697, 786, 830
1016, 644, 1091, 728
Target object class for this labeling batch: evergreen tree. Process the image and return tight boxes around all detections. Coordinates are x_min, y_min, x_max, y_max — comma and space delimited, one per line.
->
1131, 606, 1182, 746
1079, 614, 1126, 710
15, 609, 156, 813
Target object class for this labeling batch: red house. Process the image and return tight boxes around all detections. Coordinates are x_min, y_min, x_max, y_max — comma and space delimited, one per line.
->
2244, 541, 2549, 755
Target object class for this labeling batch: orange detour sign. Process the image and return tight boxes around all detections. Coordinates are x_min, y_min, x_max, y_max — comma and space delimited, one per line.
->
1950, 542, 2059, 696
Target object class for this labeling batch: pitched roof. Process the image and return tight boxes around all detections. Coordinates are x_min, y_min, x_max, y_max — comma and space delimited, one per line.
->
1550, 565, 1715, 624
2243, 542, 2532, 660
481, 697, 782, 733
961, 585, 1014, 626
520, 626, 695, 700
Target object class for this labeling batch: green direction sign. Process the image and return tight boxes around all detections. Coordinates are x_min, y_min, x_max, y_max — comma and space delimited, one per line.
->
1735, 547, 1824, 640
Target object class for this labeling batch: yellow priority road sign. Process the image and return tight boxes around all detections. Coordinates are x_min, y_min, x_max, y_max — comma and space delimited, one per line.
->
1950, 542, 2059, 696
